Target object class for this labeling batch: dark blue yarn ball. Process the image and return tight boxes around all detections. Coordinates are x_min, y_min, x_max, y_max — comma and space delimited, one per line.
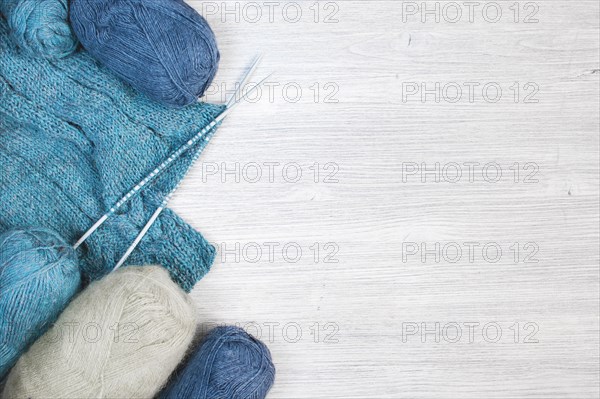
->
69, 0, 220, 108
161, 326, 276, 399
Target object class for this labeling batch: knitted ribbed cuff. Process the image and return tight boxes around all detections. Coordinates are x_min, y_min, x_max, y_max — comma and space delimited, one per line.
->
150, 208, 216, 293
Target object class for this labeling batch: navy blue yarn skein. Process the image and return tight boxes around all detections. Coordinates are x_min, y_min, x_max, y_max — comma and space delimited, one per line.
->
0, 228, 81, 379
160, 326, 276, 399
70, 0, 220, 108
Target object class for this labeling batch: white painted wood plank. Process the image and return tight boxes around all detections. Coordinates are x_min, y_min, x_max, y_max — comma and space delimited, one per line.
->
177, 1, 600, 397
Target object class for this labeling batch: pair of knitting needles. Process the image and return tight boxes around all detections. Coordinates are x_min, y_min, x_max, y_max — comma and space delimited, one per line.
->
72, 56, 270, 271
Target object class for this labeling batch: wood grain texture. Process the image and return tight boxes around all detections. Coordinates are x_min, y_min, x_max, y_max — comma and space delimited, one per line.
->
178, 1, 599, 397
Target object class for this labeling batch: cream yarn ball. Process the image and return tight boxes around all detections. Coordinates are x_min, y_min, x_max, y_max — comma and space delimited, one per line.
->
3, 266, 196, 399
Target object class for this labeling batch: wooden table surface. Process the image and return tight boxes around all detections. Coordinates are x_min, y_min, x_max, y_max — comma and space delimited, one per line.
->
177, 1, 600, 397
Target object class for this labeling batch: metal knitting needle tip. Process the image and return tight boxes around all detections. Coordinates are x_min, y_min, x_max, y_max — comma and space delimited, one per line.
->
198, 54, 263, 105
73, 215, 108, 250
226, 54, 264, 109
225, 73, 274, 114
113, 207, 164, 271
213, 72, 274, 126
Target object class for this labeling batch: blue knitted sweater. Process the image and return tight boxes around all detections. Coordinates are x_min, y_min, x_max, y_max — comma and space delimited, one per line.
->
0, 17, 222, 292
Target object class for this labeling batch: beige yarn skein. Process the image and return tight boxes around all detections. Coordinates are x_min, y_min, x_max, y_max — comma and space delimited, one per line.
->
3, 266, 196, 399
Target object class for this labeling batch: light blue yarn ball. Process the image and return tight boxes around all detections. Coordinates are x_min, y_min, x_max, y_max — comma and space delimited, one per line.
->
0, 0, 78, 59
0, 228, 81, 379
70, 0, 220, 108
160, 326, 276, 399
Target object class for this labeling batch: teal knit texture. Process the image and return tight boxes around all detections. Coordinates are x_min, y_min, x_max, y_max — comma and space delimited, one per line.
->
0, 17, 223, 292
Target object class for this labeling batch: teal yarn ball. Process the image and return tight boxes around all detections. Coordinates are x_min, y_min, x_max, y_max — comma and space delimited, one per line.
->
70, 0, 220, 108
0, 0, 78, 59
160, 326, 276, 399
0, 228, 80, 379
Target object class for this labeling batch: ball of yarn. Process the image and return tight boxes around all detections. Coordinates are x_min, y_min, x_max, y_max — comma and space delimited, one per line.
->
1, 0, 78, 59
3, 265, 196, 399
160, 326, 276, 399
0, 228, 80, 379
70, 0, 220, 108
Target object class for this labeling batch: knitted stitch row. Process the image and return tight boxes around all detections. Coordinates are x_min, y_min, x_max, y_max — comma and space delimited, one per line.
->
0, 17, 223, 292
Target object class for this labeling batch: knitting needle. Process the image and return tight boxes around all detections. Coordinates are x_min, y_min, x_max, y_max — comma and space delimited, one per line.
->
113, 73, 271, 270
199, 54, 263, 107
113, 73, 272, 270
112, 126, 218, 271
73, 59, 267, 251
226, 55, 263, 108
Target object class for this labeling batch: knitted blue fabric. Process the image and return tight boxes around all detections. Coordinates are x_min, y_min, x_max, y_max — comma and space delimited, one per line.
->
0, 17, 223, 292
